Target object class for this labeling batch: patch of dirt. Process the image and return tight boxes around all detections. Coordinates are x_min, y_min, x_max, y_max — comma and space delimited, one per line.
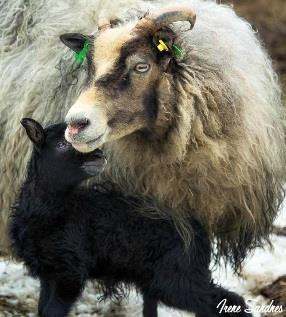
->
273, 226, 286, 236
261, 275, 286, 316
0, 295, 35, 317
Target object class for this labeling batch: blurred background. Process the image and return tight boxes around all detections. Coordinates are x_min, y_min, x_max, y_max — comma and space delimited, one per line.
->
224, 0, 286, 92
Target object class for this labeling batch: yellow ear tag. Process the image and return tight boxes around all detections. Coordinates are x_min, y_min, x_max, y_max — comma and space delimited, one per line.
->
157, 40, 169, 52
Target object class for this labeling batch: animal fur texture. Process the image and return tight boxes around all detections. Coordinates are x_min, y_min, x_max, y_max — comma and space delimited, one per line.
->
0, 0, 285, 270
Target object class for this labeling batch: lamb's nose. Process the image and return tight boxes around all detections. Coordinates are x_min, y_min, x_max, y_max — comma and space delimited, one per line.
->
68, 118, 90, 135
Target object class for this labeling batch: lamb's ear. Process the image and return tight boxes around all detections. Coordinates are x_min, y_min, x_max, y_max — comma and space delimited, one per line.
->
59, 33, 88, 53
21, 118, 45, 147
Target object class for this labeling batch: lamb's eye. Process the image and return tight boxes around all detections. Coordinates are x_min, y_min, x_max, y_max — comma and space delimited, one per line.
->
134, 63, 150, 73
57, 141, 70, 151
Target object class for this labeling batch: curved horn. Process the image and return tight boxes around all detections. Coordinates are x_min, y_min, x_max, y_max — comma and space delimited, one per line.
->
98, 16, 122, 31
98, 18, 111, 31
135, 6, 196, 33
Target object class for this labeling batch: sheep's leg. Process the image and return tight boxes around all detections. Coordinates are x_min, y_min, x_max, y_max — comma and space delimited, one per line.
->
38, 278, 52, 316
150, 273, 214, 316
143, 293, 158, 317
153, 275, 252, 317
39, 278, 84, 317
150, 251, 252, 317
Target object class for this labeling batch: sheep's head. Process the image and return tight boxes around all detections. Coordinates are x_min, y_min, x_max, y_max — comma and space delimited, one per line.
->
62, 6, 196, 152
21, 118, 106, 189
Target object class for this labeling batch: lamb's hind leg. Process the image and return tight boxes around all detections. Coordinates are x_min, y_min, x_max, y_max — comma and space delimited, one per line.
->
152, 274, 252, 317
197, 283, 253, 317
39, 278, 85, 317
149, 249, 252, 317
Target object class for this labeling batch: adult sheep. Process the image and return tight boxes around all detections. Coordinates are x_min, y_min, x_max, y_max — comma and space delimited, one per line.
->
62, 1, 286, 269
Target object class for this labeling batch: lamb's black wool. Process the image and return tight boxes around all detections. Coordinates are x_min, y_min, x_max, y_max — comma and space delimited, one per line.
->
9, 118, 252, 317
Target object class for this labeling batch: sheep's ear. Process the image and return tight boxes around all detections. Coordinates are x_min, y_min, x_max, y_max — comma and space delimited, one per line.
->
153, 28, 176, 48
152, 28, 178, 68
59, 33, 88, 53
21, 118, 45, 147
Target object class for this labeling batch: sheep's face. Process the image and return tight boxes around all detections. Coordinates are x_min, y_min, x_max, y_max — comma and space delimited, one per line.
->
63, 25, 175, 153
21, 118, 106, 189
62, 6, 196, 153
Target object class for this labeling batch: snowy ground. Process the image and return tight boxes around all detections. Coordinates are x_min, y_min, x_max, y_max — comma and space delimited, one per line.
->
1, 208, 286, 317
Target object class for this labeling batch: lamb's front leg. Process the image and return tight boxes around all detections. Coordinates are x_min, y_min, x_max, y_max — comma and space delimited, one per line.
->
143, 293, 158, 317
39, 278, 85, 317
38, 279, 52, 316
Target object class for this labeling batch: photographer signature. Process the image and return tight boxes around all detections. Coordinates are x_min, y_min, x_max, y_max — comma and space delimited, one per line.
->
217, 298, 283, 314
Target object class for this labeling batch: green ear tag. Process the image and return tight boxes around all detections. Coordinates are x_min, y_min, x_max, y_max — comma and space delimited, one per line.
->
74, 41, 89, 64
171, 44, 183, 58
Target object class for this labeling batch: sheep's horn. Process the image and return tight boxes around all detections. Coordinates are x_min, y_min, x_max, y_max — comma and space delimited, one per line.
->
135, 6, 196, 33
98, 18, 111, 31
98, 17, 122, 31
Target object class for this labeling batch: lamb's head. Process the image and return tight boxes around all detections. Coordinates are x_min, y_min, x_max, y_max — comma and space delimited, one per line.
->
62, 6, 196, 152
21, 118, 106, 189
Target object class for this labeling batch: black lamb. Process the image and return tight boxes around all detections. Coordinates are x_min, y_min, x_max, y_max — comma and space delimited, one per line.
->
9, 118, 252, 317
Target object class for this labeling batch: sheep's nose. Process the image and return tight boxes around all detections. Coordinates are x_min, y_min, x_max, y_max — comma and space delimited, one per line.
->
67, 118, 90, 135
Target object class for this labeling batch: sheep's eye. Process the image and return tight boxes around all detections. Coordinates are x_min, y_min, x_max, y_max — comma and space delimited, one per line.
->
134, 63, 150, 73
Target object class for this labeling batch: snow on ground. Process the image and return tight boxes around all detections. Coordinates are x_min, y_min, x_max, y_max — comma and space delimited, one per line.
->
1, 208, 286, 317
